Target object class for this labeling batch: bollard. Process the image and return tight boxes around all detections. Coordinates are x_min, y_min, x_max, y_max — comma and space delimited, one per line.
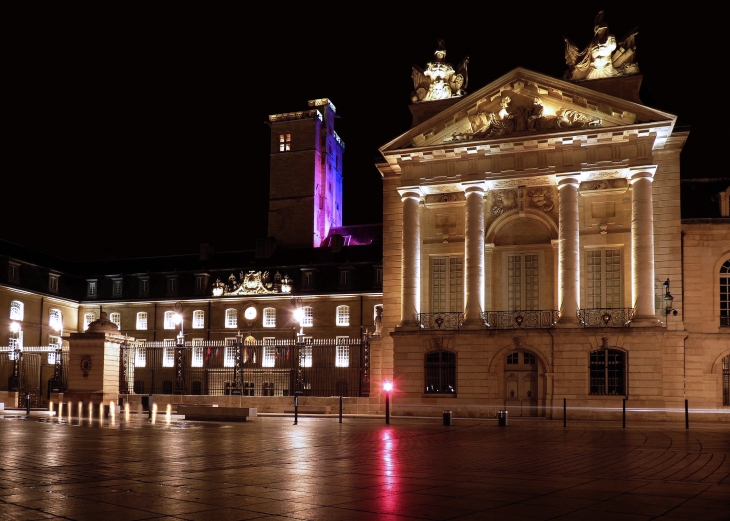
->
339, 396, 343, 424
685, 399, 689, 429
443, 410, 452, 426
294, 395, 298, 425
497, 410, 508, 426
563, 398, 566, 427
26, 392, 31, 416
623, 398, 626, 428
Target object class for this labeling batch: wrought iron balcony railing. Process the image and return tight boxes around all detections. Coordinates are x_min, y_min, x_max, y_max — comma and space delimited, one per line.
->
481, 310, 560, 329
577, 308, 635, 327
417, 312, 464, 330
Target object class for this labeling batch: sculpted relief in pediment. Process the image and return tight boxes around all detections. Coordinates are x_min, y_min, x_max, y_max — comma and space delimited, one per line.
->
444, 93, 601, 143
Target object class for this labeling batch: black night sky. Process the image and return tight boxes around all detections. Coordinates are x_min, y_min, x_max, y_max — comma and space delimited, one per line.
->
5, 5, 715, 261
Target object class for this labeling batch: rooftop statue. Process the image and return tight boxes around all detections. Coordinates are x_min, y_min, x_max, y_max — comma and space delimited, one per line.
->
563, 11, 639, 81
411, 40, 469, 102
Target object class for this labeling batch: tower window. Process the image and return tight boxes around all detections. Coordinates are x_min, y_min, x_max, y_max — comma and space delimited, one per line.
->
279, 133, 291, 152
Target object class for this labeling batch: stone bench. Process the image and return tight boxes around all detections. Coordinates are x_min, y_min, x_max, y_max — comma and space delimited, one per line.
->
177, 404, 257, 422
283, 405, 331, 414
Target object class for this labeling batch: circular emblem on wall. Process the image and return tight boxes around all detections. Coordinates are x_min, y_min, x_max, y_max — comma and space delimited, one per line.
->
244, 306, 258, 321
80, 354, 92, 378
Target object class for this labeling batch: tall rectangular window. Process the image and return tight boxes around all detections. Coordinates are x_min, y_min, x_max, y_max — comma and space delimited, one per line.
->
136, 312, 148, 330
336, 305, 350, 326
262, 338, 276, 368
225, 309, 238, 328
192, 340, 204, 368
224, 338, 237, 367
193, 310, 205, 329
84, 313, 96, 331
279, 133, 291, 152
87, 280, 97, 297
586, 248, 621, 308
507, 254, 539, 310
432, 257, 463, 312
301, 337, 313, 367
10, 300, 24, 321
335, 336, 349, 367
164, 311, 176, 330
302, 306, 313, 327
9, 263, 20, 283
339, 270, 350, 287
589, 349, 626, 395
167, 277, 177, 296
135, 346, 146, 367
263, 308, 276, 327
113, 279, 123, 296
162, 346, 175, 367
196, 276, 206, 292
720, 260, 730, 327
109, 312, 121, 330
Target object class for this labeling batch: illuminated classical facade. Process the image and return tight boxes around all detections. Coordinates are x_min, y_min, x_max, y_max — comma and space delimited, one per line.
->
377, 27, 729, 420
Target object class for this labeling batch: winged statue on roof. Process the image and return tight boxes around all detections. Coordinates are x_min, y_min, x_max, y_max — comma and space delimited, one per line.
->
411, 40, 469, 102
563, 11, 639, 81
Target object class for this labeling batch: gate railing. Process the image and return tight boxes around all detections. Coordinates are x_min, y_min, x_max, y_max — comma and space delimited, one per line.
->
577, 308, 635, 327
481, 310, 560, 329
119, 336, 370, 398
0, 346, 70, 407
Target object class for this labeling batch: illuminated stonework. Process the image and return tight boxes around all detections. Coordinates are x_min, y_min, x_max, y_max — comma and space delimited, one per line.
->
411, 39, 469, 102
563, 11, 639, 81
212, 271, 292, 296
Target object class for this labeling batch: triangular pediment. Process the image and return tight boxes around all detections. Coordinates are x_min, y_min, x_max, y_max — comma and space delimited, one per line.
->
381, 68, 676, 153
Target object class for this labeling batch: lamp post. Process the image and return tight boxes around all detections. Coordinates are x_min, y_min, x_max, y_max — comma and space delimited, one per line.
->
173, 303, 186, 395
383, 381, 392, 424
50, 318, 63, 392
292, 297, 305, 397
663, 278, 678, 318
9, 321, 21, 392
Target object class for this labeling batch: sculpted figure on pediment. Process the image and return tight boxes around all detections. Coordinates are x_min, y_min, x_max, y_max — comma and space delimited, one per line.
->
411, 40, 469, 102
563, 11, 639, 81
444, 97, 601, 142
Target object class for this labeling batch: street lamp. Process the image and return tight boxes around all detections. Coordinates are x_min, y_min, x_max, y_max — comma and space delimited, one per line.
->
173, 303, 186, 395
9, 321, 21, 391
663, 279, 678, 317
383, 381, 393, 424
50, 317, 64, 392
291, 297, 305, 397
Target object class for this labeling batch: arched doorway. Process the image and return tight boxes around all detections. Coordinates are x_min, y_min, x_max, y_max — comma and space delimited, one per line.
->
504, 350, 538, 417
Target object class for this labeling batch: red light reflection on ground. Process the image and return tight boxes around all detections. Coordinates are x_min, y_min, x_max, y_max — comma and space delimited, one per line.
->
378, 428, 401, 511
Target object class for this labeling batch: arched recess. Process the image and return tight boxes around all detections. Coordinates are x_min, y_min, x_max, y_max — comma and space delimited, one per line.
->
485, 209, 558, 245
711, 349, 730, 407
489, 338, 550, 417
714, 251, 730, 326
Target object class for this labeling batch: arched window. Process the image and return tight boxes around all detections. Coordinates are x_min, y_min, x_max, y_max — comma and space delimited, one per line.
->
164, 311, 176, 329
424, 350, 456, 394
720, 259, 730, 327
49, 308, 63, 332
9, 300, 24, 321
263, 308, 276, 327
301, 306, 313, 327
109, 312, 121, 330
589, 348, 626, 395
336, 305, 350, 326
136, 312, 148, 330
192, 310, 205, 329
225, 309, 238, 328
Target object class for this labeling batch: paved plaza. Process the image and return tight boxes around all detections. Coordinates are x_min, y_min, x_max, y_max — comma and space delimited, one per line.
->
0, 413, 728, 521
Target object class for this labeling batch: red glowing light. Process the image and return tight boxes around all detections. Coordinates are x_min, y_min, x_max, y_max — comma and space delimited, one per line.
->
383, 381, 393, 392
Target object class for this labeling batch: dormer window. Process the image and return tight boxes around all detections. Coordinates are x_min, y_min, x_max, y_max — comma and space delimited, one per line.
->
49, 273, 59, 294
195, 275, 208, 295
87, 280, 97, 298
112, 278, 123, 297
167, 277, 178, 297
139, 277, 149, 297
339, 268, 353, 289
8, 262, 20, 284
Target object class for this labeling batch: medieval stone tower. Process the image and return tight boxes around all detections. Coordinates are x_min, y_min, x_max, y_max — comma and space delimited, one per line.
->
267, 98, 344, 248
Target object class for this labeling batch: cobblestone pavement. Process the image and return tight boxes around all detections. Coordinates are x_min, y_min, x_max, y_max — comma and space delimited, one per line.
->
0, 415, 728, 521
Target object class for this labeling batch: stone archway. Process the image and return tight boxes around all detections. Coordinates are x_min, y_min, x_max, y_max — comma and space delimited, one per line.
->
504, 349, 539, 417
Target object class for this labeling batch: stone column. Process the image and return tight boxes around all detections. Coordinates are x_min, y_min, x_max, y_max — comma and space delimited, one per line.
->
463, 184, 485, 328
630, 171, 660, 325
398, 189, 421, 329
556, 177, 581, 326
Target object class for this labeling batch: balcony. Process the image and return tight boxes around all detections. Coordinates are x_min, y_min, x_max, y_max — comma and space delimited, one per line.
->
577, 308, 635, 327
481, 310, 559, 329
417, 312, 464, 330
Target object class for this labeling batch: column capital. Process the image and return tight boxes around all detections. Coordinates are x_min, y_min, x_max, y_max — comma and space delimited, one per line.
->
629, 171, 655, 184
484, 242, 495, 253
557, 177, 580, 189
397, 186, 423, 200
462, 181, 486, 194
